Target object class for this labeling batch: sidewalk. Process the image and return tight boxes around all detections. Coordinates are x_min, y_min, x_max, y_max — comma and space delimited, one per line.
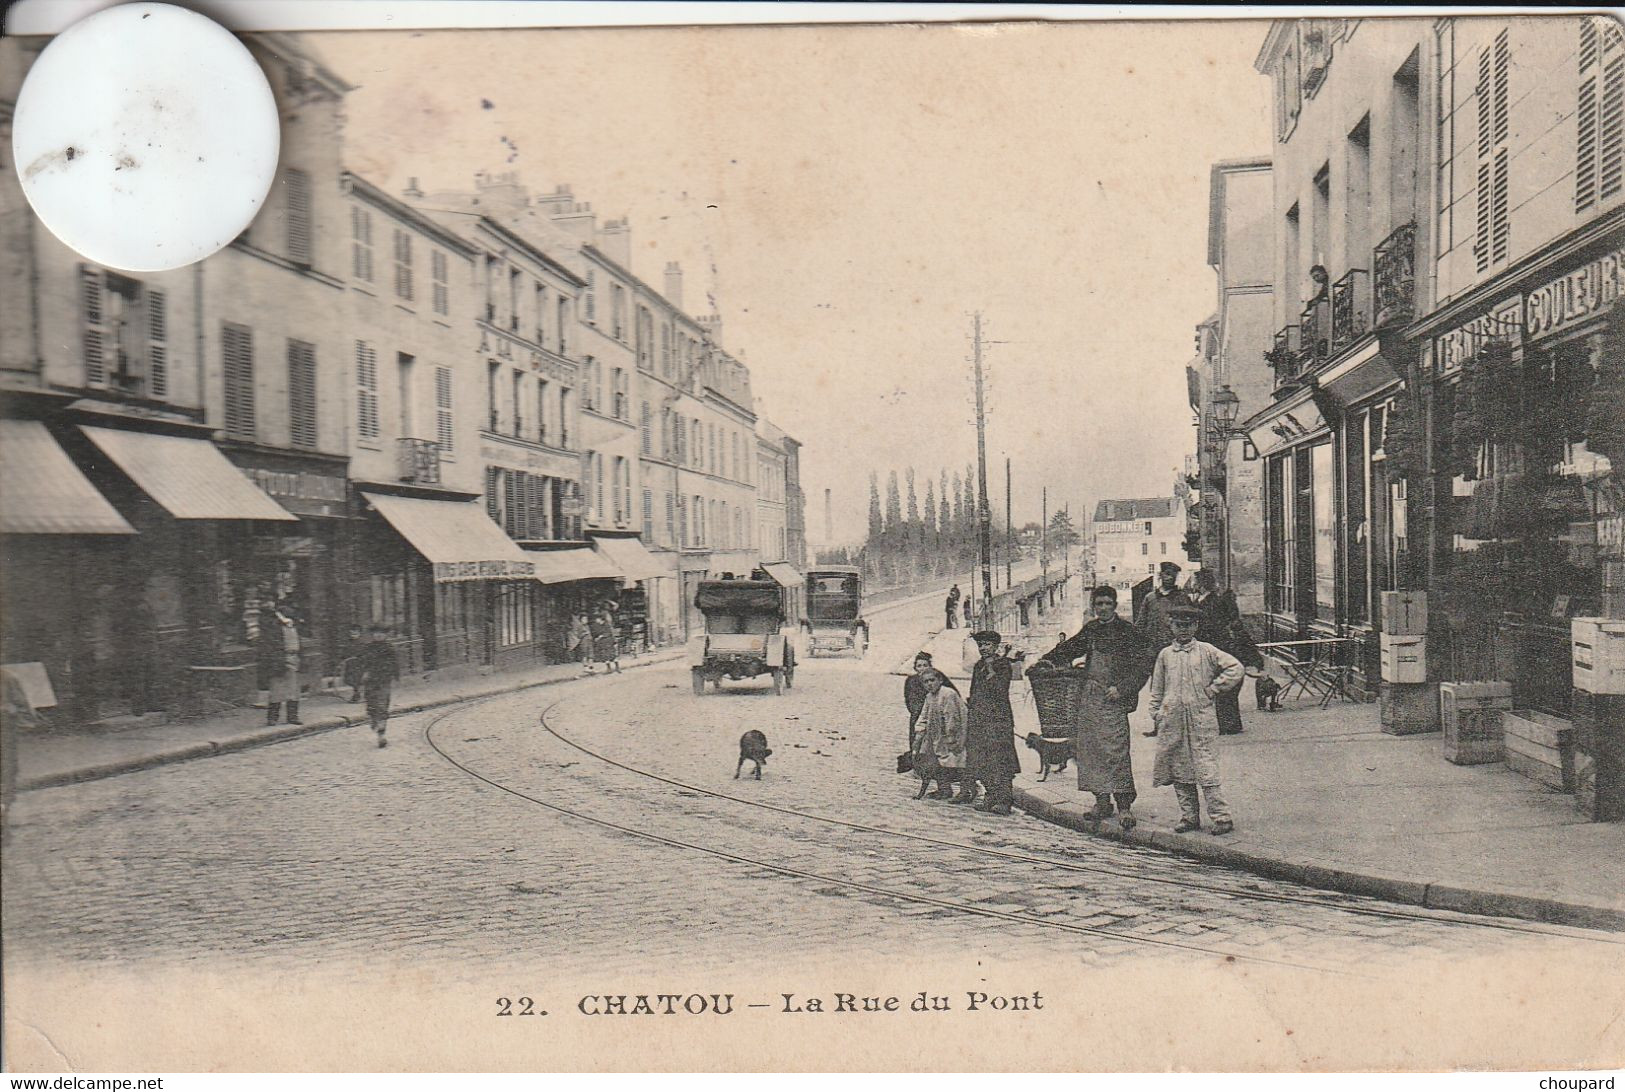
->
909, 615, 1625, 932
15, 647, 685, 792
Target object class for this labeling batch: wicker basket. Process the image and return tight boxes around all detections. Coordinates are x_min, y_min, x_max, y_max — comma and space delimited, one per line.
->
1027, 667, 1090, 735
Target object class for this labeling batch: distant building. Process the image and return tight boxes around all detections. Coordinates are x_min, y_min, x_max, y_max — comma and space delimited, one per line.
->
1091, 497, 1199, 593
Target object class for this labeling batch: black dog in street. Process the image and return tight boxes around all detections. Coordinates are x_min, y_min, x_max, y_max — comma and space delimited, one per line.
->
1254, 674, 1282, 712
736, 730, 773, 780
1024, 733, 1073, 782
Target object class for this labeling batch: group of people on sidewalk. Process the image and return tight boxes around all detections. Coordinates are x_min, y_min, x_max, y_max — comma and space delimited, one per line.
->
904, 631, 1024, 815
943, 584, 974, 631
905, 562, 1266, 835
565, 601, 624, 676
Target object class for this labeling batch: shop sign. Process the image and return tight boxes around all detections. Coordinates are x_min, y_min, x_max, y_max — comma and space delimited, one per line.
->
432, 559, 537, 582
1524, 247, 1625, 341
480, 443, 578, 478
234, 464, 348, 518
252, 536, 327, 558
1435, 297, 1521, 373
1251, 400, 1327, 455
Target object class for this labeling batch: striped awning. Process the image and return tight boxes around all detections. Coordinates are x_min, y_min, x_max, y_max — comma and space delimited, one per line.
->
759, 561, 803, 589
1, 420, 134, 534
589, 534, 667, 581
363, 492, 535, 582
525, 545, 622, 584
80, 426, 296, 521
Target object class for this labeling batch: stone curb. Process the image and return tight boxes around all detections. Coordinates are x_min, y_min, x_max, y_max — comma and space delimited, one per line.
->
19, 650, 687, 793
1013, 785, 1625, 933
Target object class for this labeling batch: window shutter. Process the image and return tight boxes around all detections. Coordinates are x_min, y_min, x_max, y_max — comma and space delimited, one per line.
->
486, 466, 501, 525
503, 469, 519, 538
1601, 50, 1625, 201
356, 340, 380, 440
435, 366, 454, 454
640, 401, 651, 454
288, 339, 318, 449
145, 287, 167, 398
222, 322, 256, 440
1491, 31, 1509, 146
1579, 74, 1600, 212
81, 265, 106, 386
1490, 148, 1510, 265
1476, 45, 1493, 158
286, 169, 311, 265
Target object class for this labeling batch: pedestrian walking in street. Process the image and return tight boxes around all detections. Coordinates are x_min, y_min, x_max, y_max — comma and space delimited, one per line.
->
1149, 605, 1245, 835
913, 668, 968, 800
340, 623, 366, 703
567, 612, 594, 675
1189, 570, 1262, 736
259, 601, 304, 726
357, 623, 401, 749
1034, 584, 1154, 830
961, 595, 974, 630
1, 666, 38, 849
945, 584, 961, 630
961, 630, 1021, 815
591, 605, 621, 674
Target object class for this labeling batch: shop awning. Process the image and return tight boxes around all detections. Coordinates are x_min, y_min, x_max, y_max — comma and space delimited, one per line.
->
362, 492, 535, 582
1, 420, 135, 534
759, 562, 803, 589
524, 545, 622, 584
589, 534, 668, 581
80, 425, 296, 521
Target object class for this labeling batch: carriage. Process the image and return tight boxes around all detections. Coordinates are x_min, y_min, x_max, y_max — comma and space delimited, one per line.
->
689, 578, 797, 695
803, 566, 869, 658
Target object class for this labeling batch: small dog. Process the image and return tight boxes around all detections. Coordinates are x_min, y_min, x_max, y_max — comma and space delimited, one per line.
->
913, 754, 962, 799
1254, 674, 1282, 712
736, 730, 773, 780
1024, 732, 1073, 782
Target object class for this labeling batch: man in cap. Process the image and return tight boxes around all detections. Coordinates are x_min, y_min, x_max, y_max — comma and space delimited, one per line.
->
960, 630, 1021, 814
1136, 561, 1191, 650
1034, 585, 1154, 829
1148, 604, 1245, 835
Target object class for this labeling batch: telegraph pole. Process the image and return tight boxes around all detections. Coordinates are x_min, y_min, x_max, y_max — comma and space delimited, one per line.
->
1005, 456, 1013, 591
1041, 485, 1049, 594
973, 313, 993, 629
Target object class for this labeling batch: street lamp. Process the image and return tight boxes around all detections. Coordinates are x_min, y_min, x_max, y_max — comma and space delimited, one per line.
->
1205, 385, 1243, 586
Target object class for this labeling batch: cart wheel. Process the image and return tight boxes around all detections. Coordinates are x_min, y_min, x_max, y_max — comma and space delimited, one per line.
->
772, 668, 785, 695
692, 669, 705, 696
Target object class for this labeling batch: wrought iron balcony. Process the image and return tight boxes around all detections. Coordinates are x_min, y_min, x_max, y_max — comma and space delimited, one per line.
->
1331, 268, 1370, 351
397, 437, 442, 485
1267, 324, 1303, 388
1373, 221, 1417, 329
1300, 297, 1330, 371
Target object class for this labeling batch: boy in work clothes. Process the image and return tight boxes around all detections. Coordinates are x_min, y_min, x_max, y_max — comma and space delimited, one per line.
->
1148, 604, 1244, 835
358, 624, 401, 749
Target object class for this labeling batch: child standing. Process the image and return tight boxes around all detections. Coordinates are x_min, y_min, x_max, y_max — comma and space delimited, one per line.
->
357, 624, 401, 749
1148, 604, 1245, 835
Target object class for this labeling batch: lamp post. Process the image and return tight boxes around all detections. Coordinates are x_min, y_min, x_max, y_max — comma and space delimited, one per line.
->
1206, 385, 1242, 586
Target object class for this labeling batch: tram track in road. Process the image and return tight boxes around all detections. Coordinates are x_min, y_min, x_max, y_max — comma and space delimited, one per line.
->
421, 696, 1361, 977
525, 694, 1625, 950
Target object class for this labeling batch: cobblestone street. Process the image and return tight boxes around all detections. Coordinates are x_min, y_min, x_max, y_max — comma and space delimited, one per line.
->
6, 596, 1623, 1071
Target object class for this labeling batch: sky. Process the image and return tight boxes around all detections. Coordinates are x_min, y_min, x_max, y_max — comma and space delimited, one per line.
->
316, 18, 1274, 547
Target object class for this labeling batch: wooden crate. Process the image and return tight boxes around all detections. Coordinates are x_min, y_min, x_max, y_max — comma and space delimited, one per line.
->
1503, 709, 1575, 791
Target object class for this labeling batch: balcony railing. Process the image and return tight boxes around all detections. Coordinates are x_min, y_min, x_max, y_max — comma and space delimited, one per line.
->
397, 437, 442, 485
1300, 297, 1330, 371
1373, 221, 1417, 329
1267, 324, 1303, 388
1331, 268, 1370, 351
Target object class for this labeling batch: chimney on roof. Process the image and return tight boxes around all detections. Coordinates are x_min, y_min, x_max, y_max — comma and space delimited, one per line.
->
697, 313, 721, 344
403, 177, 423, 198
547, 186, 596, 244
597, 217, 632, 268
474, 169, 530, 217
664, 261, 684, 310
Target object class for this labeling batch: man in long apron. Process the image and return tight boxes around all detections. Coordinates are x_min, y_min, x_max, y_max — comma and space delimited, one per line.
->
1149, 605, 1245, 835
1036, 585, 1154, 830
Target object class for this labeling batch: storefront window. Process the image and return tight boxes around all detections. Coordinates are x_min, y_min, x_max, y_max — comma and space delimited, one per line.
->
1312, 442, 1336, 614
1266, 455, 1295, 614
495, 581, 535, 648
1344, 411, 1369, 624
370, 573, 408, 630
